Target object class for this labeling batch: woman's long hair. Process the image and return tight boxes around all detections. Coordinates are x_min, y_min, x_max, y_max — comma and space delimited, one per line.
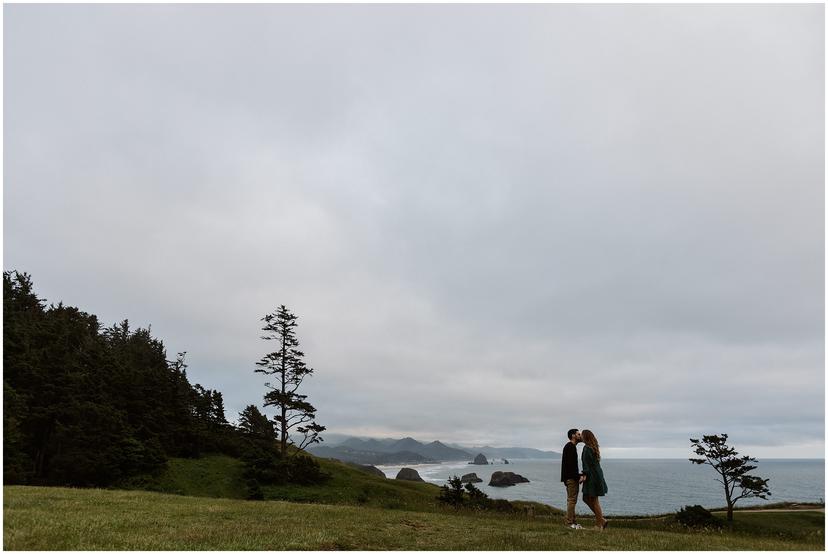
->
582, 429, 601, 461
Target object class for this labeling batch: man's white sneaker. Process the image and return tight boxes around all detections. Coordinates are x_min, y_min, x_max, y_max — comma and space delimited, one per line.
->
569, 524, 583, 529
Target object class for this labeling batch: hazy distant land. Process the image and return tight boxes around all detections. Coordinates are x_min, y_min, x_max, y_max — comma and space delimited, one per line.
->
309, 435, 560, 465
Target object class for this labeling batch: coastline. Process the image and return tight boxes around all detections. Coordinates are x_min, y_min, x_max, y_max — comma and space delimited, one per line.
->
374, 458, 825, 516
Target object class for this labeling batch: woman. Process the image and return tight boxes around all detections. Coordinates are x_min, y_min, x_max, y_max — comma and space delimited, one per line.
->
581, 429, 608, 530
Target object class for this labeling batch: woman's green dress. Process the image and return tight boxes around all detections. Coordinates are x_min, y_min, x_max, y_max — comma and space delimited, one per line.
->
581, 445, 608, 497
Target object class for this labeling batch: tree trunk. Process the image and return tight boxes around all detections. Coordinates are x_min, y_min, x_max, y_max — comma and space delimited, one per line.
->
34, 448, 44, 478
280, 406, 287, 455
723, 479, 733, 522
280, 333, 287, 456
34, 420, 54, 478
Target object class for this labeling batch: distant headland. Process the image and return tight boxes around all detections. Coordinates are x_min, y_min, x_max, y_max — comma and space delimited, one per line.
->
308, 435, 561, 465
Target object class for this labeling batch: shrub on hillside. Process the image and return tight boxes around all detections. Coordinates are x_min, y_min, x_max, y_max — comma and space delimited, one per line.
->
241, 440, 287, 485
464, 482, 490, 510
437, 475, 516, 512
287, 454, 330, 485
246, 478, 265, 500
438, 476, 466, 508
675, 505, 723, 530
241, 440, 329, 488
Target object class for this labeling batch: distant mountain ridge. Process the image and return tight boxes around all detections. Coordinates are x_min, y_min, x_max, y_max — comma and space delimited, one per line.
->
311, 435, 560, 465
445, 444, 561, 460
313, 437, 472, 463
308, 445, 436, 465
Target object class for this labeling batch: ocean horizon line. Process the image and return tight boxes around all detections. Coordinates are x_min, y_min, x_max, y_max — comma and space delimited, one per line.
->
373, 456, 826, 466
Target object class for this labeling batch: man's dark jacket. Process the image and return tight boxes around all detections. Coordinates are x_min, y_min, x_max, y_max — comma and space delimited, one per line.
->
560, 442, 581, 482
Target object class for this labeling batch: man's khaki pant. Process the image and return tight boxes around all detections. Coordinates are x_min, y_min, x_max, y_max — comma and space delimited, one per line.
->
564, 479, 579, 525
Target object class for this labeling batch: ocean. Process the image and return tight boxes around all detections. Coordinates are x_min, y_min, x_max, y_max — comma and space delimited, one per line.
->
376, 458, 825, 516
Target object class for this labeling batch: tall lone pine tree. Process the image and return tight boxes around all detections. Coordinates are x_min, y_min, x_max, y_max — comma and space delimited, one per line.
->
690, 434, 771, 521
255, 305, 325, 456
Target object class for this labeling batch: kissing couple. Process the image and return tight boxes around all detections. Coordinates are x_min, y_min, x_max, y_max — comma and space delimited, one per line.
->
560, 428, 608, 530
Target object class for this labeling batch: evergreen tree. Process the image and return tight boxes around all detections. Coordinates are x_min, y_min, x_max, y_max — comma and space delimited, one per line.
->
437, 476, 495, 511
255, 305, 325, 455
464, 481, 489, 510
238, 404, 286, 488
3, 270, 243, 486
690, 434, 771, 521
238, 405, 276, 440
3, 379, 32, 483
438, 475, 466, 508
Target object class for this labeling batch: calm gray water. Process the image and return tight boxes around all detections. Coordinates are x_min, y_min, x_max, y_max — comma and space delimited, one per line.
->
377, 458, 824, 516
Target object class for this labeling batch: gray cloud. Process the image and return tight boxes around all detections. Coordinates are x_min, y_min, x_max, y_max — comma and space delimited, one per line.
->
4, 4, 823, 457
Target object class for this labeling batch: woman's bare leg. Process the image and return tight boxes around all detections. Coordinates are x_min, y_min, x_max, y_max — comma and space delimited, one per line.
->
592, 497, 606, 528
583, 495, 605, 529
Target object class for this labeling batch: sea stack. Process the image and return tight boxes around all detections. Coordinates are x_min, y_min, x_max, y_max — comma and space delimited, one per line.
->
460, 473, 483, 483
361, 465, 387, 478
489, 471, 530, 487
471, 453, 488, 465
395, 468, 425, 482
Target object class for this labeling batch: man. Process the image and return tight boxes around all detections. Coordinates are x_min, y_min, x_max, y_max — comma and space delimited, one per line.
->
560, 428, 585, 529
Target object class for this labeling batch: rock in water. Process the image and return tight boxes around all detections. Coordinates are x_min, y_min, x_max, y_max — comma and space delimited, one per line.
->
460, 472, 483, 483
345, 462, 387, 478
395, 467, 425, 482
471, 453, 489, 465
361, 465, 387, 478
489, 471, 530, 487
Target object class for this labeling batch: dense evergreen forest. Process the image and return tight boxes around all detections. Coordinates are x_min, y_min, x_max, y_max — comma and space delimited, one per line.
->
3, 271, 256, 487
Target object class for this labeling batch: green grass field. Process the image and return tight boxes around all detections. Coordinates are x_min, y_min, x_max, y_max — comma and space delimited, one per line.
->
4, 485, 824, 550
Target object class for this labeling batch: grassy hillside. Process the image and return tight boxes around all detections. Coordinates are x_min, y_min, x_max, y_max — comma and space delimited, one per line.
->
4, 486, 824, 550
117, 454, 560, 516
115, 454, 440, 511
119, 455, 248, 499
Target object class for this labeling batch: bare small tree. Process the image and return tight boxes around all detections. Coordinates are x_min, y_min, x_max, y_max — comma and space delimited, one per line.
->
690, 434, 770, 521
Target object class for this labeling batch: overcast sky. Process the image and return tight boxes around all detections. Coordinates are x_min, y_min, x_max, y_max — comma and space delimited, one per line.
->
5, 4, 824, 458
